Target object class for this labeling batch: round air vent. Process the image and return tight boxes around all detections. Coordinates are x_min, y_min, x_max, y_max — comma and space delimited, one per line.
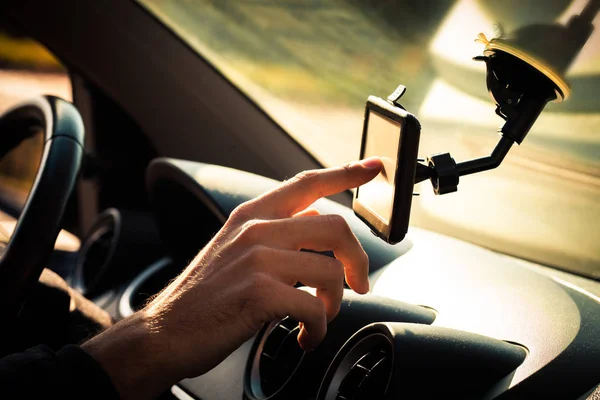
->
318, 323, 527, 400
318, 333, 393, 400
74, 209, 120, 295
246, 317, 305, 399
74, 208, 163, 296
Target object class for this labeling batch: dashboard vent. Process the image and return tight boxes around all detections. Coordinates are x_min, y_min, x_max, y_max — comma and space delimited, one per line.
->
260, 317, 304, 397
336, 344, 391, 400
74, 209, 120, 295
318, 333, 393, 400
81, 226, 114, 287
249, 317, 305, 399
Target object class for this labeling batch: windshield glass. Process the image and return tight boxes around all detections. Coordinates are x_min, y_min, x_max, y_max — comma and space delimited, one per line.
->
137, 0, 599, 279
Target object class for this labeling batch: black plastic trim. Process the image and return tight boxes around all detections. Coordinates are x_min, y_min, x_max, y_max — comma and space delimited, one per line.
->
318, 323, 527, 400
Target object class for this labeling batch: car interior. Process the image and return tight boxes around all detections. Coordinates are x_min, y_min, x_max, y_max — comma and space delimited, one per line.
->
0, 0, 599, 399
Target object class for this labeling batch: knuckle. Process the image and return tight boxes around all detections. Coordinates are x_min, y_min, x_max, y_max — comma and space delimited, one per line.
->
292, 169, 319, 186
244, 245, 270, 268
245, 272, 272, 300
312, 296, 327, 316
330, 259, 345, 282
229, 201, 253, 223
238, 219, 267, 242
325, 214, 347, 231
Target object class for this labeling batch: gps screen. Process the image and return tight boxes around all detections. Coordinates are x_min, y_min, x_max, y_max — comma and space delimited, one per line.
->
356, 111, 400, 224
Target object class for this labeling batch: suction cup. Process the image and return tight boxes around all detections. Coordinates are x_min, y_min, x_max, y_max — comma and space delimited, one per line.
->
475, 32, 571, 103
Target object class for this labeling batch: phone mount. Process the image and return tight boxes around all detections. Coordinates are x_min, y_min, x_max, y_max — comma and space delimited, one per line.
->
413, 0, 599, 195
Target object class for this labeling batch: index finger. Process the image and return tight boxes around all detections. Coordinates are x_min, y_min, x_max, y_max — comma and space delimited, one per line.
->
253, 157, 382, 219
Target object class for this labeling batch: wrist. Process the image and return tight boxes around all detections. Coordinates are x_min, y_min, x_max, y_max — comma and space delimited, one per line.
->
82, 313, 177, 400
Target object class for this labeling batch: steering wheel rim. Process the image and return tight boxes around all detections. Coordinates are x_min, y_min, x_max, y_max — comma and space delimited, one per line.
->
0, 96, 84, 317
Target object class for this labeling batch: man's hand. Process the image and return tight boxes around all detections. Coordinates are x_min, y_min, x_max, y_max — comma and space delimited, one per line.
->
82, 157, 382, 399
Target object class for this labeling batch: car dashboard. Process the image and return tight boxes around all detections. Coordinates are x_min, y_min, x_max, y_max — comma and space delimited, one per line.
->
73, 158, 600, 400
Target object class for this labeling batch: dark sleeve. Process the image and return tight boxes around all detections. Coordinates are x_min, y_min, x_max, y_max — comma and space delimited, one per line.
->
0, 344, 120, 399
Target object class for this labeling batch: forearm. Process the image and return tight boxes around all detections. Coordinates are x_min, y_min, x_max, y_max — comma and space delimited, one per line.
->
81, 312, 177, 400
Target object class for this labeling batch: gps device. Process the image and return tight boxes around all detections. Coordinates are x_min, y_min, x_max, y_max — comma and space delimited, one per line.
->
351, 2, 594, 243
353, 92, 421, 245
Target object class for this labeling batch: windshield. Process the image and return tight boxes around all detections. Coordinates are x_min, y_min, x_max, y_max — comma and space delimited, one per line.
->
137, 0, 599, 279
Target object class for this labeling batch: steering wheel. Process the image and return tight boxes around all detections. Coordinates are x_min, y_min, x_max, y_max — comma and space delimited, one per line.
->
0, 96, 84, 317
